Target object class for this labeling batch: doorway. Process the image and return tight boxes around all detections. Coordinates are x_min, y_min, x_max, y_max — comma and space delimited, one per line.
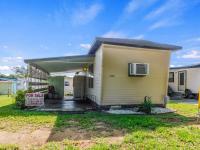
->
178, 71, 186, 91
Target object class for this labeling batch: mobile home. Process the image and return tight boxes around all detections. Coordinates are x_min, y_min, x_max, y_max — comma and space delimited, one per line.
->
169, 64, 200, 97
24, 37, 181, 108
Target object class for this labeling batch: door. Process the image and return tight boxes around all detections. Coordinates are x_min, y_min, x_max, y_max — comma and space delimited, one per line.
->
178, 71, 186, 91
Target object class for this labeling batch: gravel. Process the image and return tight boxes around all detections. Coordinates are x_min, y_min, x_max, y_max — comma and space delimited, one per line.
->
104, 107, 175, 115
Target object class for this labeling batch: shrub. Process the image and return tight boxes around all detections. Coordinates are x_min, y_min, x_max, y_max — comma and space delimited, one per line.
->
138, 96, 152, 114
26, 87, 33, 93
15, 90, 26, 109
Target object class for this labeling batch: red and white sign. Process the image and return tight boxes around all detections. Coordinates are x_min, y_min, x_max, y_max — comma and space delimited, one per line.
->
25, 93, 44, 106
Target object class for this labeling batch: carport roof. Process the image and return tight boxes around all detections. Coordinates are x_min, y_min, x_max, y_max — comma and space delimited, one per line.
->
24, 55, 95, 73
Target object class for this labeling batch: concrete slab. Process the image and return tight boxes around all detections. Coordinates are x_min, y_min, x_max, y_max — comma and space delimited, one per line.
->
36, 99, 96, 112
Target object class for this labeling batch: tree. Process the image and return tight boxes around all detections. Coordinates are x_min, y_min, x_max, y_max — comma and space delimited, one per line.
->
12, 66, 27, 78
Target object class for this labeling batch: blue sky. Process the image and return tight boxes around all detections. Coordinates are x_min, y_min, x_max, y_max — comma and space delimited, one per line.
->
0, 0, 200, 74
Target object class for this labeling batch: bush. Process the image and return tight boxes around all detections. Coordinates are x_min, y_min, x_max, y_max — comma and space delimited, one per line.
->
138, 96, 152, 114
26, 87, 33, 93
15, 90, 26, 109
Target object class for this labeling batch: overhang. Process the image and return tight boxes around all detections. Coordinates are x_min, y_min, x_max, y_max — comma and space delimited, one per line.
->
88, 37, 182, 54
24, 55, 95, 73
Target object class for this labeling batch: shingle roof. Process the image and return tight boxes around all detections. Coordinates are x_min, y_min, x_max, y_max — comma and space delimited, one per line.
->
88, 37, 182, 54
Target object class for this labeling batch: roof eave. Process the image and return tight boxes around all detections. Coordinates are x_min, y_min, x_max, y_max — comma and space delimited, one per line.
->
24, 54, 95, 64
88, 39, 182, 54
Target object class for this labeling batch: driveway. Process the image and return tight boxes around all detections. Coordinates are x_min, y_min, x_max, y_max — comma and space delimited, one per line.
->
170, 99, 198, 104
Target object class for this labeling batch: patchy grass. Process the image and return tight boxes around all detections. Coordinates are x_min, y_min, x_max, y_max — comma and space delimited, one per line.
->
0, 95, 57, 131
0, 95, 199, 149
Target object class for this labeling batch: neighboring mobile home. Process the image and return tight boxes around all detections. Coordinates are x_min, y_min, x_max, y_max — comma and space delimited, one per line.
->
24, 37, 181, 108
0, 78, 17, 95
169, 64, 200, 97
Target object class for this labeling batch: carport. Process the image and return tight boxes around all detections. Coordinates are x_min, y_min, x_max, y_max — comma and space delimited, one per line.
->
24, 54, 95, 112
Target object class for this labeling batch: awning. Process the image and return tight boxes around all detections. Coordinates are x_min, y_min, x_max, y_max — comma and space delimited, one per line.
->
24, 55, 95, 73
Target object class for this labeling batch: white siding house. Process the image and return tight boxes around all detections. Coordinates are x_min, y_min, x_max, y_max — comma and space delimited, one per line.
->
169, 64, 200, 95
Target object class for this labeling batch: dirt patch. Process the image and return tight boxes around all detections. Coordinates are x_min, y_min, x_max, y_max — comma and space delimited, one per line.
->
0, 121, 125, 149
48, 121, 126, 141
0, 127, 51, 149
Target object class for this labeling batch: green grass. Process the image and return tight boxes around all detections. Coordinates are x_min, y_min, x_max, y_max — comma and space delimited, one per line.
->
0, 95, 200, 150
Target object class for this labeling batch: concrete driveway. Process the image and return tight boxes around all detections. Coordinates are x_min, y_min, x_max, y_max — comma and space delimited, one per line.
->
170, 99, 198, 104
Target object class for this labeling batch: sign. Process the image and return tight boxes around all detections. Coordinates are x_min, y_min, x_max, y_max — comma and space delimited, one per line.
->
25, 93, 44, 106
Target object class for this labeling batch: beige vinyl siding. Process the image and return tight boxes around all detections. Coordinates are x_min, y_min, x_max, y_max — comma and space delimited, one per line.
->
101, 44, 170, 105
86, 46, 103, 105
169, 68, 200, 93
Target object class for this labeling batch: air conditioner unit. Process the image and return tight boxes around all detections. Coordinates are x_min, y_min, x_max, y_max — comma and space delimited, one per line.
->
128, 63, 149, 76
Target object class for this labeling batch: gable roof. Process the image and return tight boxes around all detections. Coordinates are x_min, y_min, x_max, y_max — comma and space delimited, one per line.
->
170, 63, 200, 70
88, 37, 182, 54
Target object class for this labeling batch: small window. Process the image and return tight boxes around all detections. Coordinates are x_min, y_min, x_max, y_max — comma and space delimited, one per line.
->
169, 72, 174, 82
65, 81, 69, 86
88, 77, 94, 88
89, 64, 94, 73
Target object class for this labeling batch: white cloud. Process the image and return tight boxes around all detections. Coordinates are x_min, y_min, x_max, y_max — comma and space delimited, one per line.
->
3, 45, 8, 49
170, 65, 175, 67
64, 52, 81, 56
185, 37, 200, 42
40, 44, 49, 50
181, 50, 200, 59
133, 34, 144, 39
66, 43, 72, 46
102, 31, 126, 38
170, 64, 183, 67
145, 0, 183, 19
125, 0, 158, 14
0, 45, 8, 49
125, 0, 141, 13
149, 19, 172, 30
149, 17, 181, 30
80, 43, 91, 49
146, 0, 186, 30
0, 66, 11, 71
72, 3, 103, 25
2, 57, 23, 63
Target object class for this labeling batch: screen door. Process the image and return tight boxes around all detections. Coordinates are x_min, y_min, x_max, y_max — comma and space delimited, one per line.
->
178, 71, 186, 91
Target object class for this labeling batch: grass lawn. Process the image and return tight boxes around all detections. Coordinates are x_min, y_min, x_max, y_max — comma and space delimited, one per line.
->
0, 95, 200, 150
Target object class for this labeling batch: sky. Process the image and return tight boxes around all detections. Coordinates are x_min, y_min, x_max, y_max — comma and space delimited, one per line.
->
0, 0, 200, 75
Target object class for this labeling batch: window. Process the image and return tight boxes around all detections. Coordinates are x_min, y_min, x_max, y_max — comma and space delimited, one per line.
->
169, 72, 174, 82
65, 81, 69, 86
88, 77, 94, 88
179, 72, 185, 85
88, 64, 94, 73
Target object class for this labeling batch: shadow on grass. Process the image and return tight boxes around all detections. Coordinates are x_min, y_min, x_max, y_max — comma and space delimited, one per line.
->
0, 102, 197, 143
47, 110, 197, 142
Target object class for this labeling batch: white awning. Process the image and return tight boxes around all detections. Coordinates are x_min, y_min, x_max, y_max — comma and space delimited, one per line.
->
24, 55, 95, 73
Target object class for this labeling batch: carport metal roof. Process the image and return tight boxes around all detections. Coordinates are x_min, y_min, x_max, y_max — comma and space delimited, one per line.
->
24, 55, 95, 73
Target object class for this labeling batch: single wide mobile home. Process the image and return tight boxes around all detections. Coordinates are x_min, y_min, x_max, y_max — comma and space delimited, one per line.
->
169, 64, 200, 96
24, 37, 181, 108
